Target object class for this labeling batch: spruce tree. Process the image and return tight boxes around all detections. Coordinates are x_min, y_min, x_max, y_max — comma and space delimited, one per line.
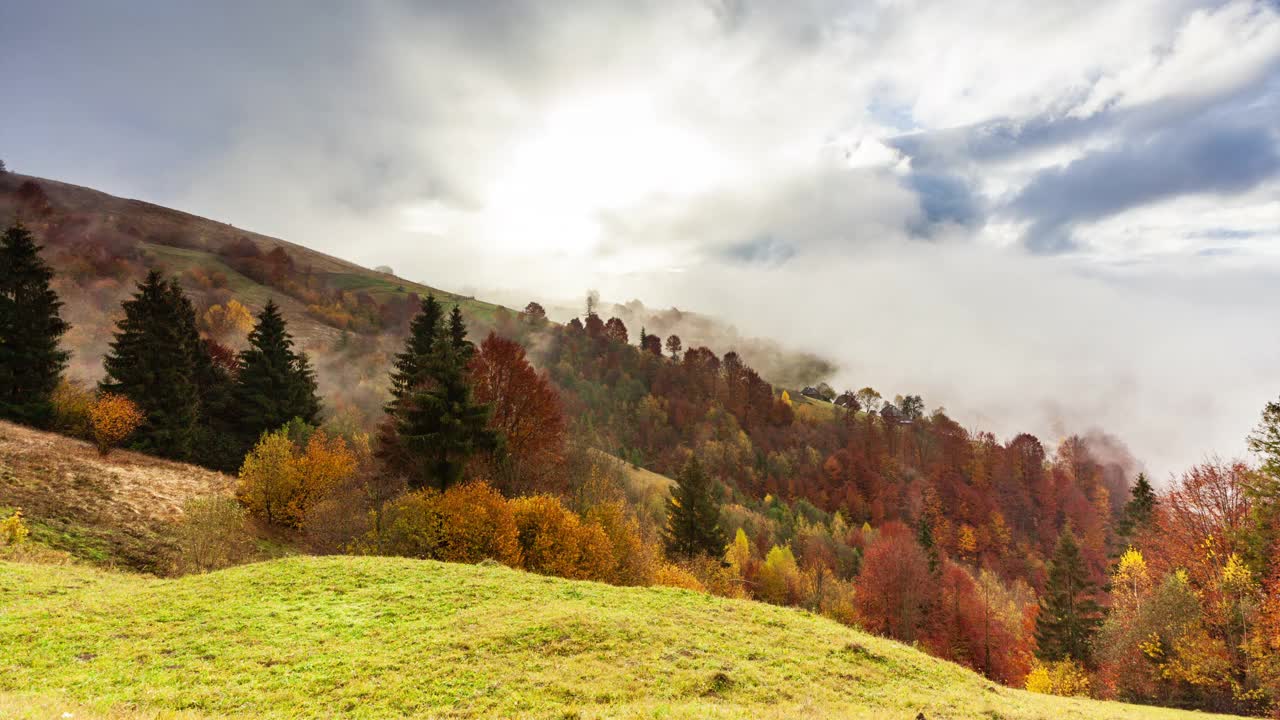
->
1035, 527, 1103, 663
0, 222, 69, 426
233, 299, 321, 442
1118, 473, 1157, 539
447, 304, 471, 357
917, 515, 940, 574
388, 294, 442, 402
663, 456, 727, 558
101, 270, 200, 459
379, 295, 496, 490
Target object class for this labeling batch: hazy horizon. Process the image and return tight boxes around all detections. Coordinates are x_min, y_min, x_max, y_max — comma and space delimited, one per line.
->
3, 0, 1279, 481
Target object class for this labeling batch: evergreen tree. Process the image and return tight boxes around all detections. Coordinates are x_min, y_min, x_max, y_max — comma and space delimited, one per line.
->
1118, 473, 1157, 539
0, 223, 69, 426
169, 278, 239, 468
447, 304, 471, 356
233, 299, 321, 442
1035, 527, 1103, 664
663, 456, 727, 557
917, 514, 940, 574
1244, 400, 1280, 577
379, 295, 496, 490
388, 294, 442, 401
100, 270, 200, 459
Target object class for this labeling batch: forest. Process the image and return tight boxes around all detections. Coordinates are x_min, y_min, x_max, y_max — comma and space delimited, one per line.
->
4, 173, 1280, 717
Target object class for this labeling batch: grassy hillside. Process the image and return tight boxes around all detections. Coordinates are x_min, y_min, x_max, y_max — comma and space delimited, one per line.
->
0, 556, 1236, 720
0, 419, 234, 572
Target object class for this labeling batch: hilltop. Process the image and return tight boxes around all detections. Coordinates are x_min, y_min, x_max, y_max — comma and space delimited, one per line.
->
0, 555, 1235, 720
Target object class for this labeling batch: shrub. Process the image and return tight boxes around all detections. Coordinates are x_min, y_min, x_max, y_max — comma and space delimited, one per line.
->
433, 482, 520, 565
170, 496, 254, 574
50, 379, 94, 439
510, 495, 616, 581
372, 489, 445, 558
238, 429, 357, 528
1025, 659, 1091, 697
757, 544, 809, 605
584, 500, 659, 585
88, 393, 144, 455
654, 563, 705, 592
1, 509, 30, 545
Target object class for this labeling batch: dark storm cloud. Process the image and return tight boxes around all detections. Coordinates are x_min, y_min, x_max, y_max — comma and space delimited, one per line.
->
1012, 122, 1280, 252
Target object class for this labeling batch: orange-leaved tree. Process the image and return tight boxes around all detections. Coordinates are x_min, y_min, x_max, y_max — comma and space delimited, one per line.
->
88, 393, 144, 456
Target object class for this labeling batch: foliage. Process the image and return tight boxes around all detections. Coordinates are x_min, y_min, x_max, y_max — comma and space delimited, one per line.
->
169, 495, 254, 574
379, 296, 497, 490
1025, 659, 1091, 697
200, 299, 253, 340
855, 522, 934, 643
49, 378, 94, 439
0, 222, 69, 427
1, 509, 29, 545
99, 271, 201, 460
237, 427, 357, 528
233, 299, 321, 443
468, 332, 566, 492
1035, 527, 1103, 664
663, 456, 726, 558
510, 494, 615, 581
88, 393, 145, 456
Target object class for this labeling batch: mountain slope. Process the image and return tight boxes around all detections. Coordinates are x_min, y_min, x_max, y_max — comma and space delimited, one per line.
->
0, 556, 1235, 720
0, 419, 233, 572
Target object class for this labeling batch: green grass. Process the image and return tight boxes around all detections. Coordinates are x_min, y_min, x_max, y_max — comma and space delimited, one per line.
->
0, 556, 1238, 720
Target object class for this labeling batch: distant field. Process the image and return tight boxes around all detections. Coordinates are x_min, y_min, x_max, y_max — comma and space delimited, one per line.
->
0, 556, 1238, 720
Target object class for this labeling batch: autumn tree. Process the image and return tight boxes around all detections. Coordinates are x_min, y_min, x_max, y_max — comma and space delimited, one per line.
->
663, 456, 726, 558
233, 299, 320, 442
201, 299, 253, 340
468, 333, 565, 492
523, 301, 546, 322
237, 427, 356, 528
0, 223, 70, 427
604, 317, 628, 344
100, 271, 201, 459
856, 523, 934, 642
88, 393, 145, 455
1035, 527, 1103, 664
665, 334, 682, 360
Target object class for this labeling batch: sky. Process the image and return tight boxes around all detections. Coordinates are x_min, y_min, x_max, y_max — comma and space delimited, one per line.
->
2, 0, 1279, 481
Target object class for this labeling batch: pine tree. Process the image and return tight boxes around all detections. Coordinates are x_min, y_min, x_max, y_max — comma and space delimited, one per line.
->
1035, 527, 1103, 663
169, 278, 239, 469
100, 271, 200, 459
379, 295, 496, 490
0, 222, 69, 426
663, 456, 726, 558
917, 514, 940, 574
233, 299, 321, 442
387, 294, 442, 402
447, 304, 471, 357
1118, 473, 1157, 539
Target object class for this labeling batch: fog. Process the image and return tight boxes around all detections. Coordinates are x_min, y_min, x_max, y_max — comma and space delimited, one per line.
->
3, 1, 1279, 481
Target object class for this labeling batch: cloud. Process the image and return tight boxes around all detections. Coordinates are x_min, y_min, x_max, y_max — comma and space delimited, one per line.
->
3, 0, 1280, 480
1012, 122, 1280, 252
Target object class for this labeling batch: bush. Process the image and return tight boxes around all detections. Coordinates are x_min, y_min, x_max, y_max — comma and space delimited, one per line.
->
170, 496, 254, 574
510, 495, 616, 581
433, 482, 520, 565
1, 509, 30, 545
89, 393, 144, 455
584, 500, 659, 586
1025, 659, 1091, 697
50, 379, 94, 439
237, 429, 357, 528
654, 563, 705, 592
372, 489, 445, 558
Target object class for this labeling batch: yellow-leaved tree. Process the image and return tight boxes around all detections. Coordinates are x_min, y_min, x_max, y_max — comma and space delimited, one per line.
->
238, 428, 358, 528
